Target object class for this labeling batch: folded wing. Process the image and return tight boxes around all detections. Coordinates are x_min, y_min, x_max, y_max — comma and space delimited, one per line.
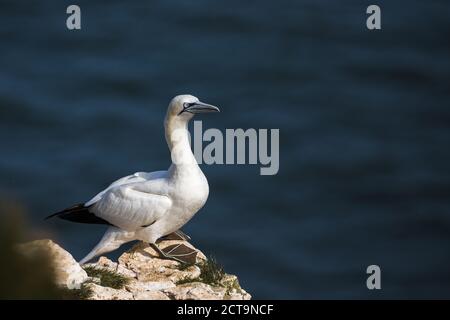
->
85, 171, 166, 206
91, 181, 172, 231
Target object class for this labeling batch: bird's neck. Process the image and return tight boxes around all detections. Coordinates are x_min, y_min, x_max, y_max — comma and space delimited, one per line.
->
165, 116, 198, 171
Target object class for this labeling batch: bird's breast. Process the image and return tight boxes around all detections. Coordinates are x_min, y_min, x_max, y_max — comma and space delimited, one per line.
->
169, 166, 209, 213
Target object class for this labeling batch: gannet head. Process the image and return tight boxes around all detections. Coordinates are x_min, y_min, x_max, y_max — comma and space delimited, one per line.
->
167, 95, 220, 122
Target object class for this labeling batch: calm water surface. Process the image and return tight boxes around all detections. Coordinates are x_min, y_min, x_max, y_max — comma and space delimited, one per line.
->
0, 0, 450, 298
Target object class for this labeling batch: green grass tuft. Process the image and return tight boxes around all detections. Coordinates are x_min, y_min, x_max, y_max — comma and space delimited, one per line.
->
175, 256, 225, 286
83, 266, 130, 289
175, 277, 196, 285
58, 283, 93, 300
197, 257, 225, 286
178, 262, 196, 271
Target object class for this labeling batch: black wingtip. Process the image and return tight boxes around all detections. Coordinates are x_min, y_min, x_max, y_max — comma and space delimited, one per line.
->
45, 203, 113, 226
45, 204, 86, 221
44, 213, 55, 220
44, 212, 59, 220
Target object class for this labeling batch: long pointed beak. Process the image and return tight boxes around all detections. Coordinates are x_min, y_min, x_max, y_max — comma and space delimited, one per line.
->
185, 101, 220, 114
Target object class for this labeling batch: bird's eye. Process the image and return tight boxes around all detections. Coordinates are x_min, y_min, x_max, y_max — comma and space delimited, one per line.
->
183, 103, 189, 109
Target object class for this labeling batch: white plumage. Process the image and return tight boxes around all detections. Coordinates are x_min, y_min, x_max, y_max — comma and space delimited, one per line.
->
49, 95, 220, 264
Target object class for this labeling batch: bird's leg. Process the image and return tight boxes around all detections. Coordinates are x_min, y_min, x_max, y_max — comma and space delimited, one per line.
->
79, 227, 131, 265
151, 243, 184, 263
159, 230, 191, 242
150, 243, 197, 264
174, 230, 191, 241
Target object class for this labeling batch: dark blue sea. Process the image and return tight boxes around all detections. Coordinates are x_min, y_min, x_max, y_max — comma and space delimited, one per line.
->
1, 0, 450, 298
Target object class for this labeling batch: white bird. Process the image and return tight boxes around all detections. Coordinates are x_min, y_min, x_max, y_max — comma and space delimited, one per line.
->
46, 95, 220, 264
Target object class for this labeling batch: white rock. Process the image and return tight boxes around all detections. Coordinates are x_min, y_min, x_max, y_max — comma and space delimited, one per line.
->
17, 239, 88, 289
118, 242, 202, 283
86, 256, 137, 278
126, 280, 176, 292
85, 283, 133, 300
164, 282, 226, 300
133, 291, 170, 300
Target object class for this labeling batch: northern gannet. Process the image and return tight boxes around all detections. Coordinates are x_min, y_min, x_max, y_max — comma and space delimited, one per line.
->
46, 95, 220, 264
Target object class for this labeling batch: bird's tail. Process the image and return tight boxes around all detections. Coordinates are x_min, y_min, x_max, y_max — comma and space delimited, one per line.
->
45, 203, 112, 225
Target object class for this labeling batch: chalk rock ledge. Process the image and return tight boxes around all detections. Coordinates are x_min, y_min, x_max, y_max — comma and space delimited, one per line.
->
20, 239, 251, 300
17, 239, 89, 289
